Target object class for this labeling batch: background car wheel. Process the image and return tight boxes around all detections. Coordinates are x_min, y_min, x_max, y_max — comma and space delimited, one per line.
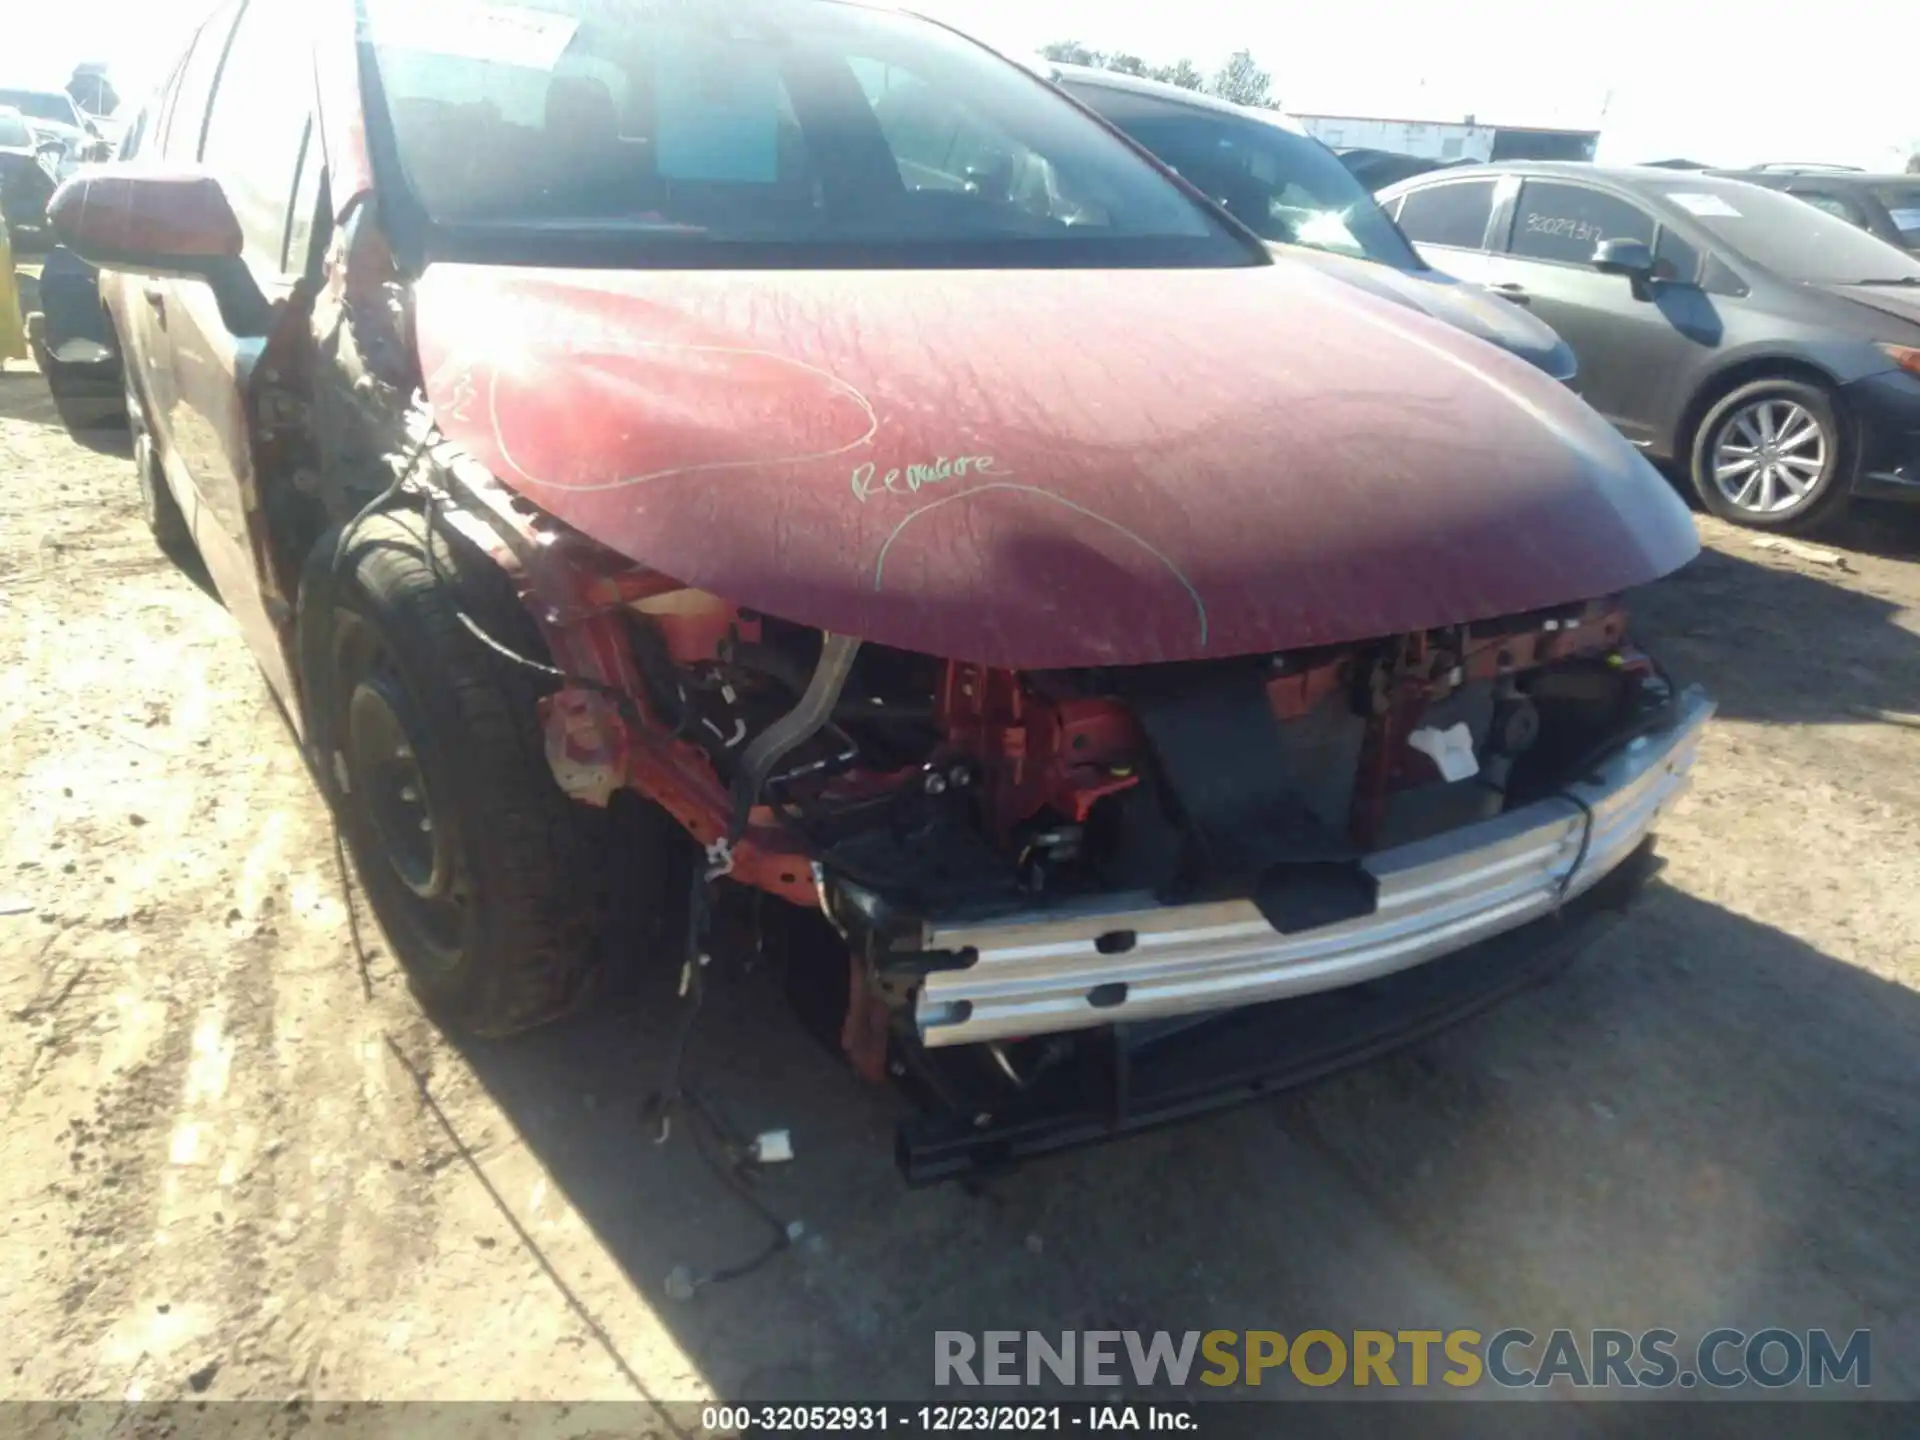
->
124, 368, 191, 553
37, 345, 123, 433
1689, 378, 1849, 532
297, 511, 632, 1037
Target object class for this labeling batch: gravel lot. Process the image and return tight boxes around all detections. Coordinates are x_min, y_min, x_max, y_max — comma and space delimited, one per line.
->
2, 340, 1917, 1416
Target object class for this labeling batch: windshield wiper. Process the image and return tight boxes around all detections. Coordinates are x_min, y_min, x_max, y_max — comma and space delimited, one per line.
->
1853, 276, 1920, 286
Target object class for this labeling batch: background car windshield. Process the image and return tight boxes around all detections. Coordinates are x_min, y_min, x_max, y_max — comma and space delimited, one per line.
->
1653, 180, 1920, 282
0, 90, 79, 126
1091, 106, 1422, 269
361, 0, 1243, 263
0, 111, 34, 148
1872, 183, 1920, 248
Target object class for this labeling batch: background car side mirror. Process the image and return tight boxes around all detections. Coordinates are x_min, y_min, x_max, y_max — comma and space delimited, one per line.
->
48, 170, 268, 334
1593, 237, 1659, 290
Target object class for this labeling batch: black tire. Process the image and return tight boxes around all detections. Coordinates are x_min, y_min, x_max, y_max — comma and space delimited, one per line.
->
109, 324, 193, 556
297, 510, 624, 1036
116, 336, 193, 554
1689, 377, 1850, 532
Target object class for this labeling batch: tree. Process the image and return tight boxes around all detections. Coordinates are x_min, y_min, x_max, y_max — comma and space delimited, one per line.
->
66, 64, 119, 119
1210, 49, 1275, 108
1150, 59, 1206, 91
1040, 40, 1255, 99
1040, 40, 1106, 68
1908, 152, 1920, 175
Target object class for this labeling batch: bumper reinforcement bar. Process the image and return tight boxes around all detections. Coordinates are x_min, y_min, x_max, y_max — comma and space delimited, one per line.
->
897, 835, 1666, 1183
913, 685, 1713, 1050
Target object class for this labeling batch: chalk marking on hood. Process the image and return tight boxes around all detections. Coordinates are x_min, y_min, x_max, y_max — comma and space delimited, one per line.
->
484, 343, 878, 494
871, 481, 1208, 649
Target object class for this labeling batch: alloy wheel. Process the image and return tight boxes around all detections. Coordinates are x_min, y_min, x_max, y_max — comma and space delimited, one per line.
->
1710, 398, 1829, 516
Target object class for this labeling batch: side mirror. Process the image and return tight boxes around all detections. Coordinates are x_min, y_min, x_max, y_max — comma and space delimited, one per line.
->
1593, 238, 1660, 301
48, 169, 268, 334
49, 169, 242, 275
1593, 237, 1657, 278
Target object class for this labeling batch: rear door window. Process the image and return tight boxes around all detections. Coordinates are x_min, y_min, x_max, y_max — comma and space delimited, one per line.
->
1393, 179, 1497, 249
1653, 226, 1702, 283
117, 101, 151, 160
1870, 183, 1920, 247
1509, 181, 1653, 266
1788, 189, 1869, 228
199, 0, 316, 279
161, 0, 243, 160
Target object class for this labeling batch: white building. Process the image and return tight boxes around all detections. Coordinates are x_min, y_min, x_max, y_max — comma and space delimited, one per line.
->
1291, 112, 1600, 165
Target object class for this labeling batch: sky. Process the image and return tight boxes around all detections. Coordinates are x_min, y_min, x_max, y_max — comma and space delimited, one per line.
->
11, 0, 1919, 171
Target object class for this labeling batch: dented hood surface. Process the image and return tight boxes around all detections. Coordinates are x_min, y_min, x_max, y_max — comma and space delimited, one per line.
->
415, 259, 1699, 669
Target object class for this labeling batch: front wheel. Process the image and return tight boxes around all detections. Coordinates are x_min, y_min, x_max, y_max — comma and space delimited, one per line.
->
124, 366, 192, 553
297, 511, 621, 1036
1689, 378, 1849, 531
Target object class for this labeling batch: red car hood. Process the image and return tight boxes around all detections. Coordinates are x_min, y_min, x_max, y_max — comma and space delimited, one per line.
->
415, 260, 1698, 668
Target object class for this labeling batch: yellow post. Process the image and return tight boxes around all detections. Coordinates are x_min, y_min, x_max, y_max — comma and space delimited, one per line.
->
0, 207, 29, 365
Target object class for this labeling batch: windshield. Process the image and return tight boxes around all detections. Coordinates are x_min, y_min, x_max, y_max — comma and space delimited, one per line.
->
0, 111, 32, 148
1872, 183, 1920, 249
0, 89, 79, 126
1065, 94, 1423, 270
361, 0, 1249, 267
1654, 180, 1920, 283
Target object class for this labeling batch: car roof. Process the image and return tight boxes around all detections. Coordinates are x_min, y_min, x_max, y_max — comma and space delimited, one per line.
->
1382, 161, 1786, 194
1038, 61, 1310, 136
1710, 169, 1917, 186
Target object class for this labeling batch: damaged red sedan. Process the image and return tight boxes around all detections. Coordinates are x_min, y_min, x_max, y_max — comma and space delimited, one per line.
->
55, 0, 1710, 1179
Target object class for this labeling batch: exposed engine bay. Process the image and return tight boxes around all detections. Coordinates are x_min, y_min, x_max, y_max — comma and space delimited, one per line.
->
607, 589, 1655, 910
532, 551, 1667, 1009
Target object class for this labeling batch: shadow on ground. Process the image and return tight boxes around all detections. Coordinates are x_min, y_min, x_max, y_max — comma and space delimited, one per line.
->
0, 367, 128, 454
1819, 501, 1920, 562
430, 880, 1916, 1405
1630, 544, 1920, 723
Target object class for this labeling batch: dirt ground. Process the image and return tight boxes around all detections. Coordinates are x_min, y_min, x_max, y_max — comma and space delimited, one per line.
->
2, 329, 1917, 1417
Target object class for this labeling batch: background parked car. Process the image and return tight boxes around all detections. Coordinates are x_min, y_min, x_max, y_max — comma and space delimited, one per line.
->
65, 64, 122, 128
0, 86, 101, 176
1379, 163, 1920, 530
1337, 147, 1478, 192
26, 242, 120, 425
19, 97, 139, 425
1042, 65, 1577, 381
1710, 168, 1920, 256
0, 104, 60, 235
